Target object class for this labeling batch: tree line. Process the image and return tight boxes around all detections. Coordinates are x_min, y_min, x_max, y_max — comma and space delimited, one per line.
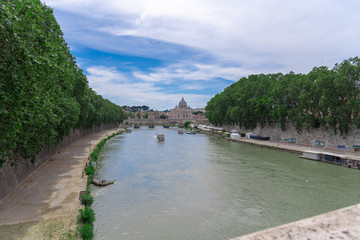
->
0, 0, 126, 168
206, 57, 360, 135
122, 105, 150, 112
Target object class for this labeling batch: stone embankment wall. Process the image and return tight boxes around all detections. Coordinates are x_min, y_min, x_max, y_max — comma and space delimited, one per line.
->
0, 123, 119, 202
221, 122, 360, 151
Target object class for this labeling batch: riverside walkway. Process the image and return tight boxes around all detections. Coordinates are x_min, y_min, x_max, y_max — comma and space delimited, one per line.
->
0, 128, 120, 239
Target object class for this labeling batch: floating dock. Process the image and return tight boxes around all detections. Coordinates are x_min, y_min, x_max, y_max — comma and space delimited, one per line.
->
301, 150, 360, 169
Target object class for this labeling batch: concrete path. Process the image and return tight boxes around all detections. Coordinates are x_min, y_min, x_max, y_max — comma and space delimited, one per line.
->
0, 128, 120, 225
211, 132, 360, 161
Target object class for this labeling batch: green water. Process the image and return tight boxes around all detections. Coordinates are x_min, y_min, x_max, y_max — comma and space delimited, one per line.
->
91, 127, 360, 240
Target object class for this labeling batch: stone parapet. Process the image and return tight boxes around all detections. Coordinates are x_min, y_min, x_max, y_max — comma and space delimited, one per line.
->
231, 203, 360, 240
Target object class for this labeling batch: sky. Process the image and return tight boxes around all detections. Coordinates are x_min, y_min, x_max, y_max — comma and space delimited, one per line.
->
45, 0, 360, 110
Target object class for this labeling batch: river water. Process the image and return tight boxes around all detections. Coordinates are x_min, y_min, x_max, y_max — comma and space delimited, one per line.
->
91, 126, 360, 240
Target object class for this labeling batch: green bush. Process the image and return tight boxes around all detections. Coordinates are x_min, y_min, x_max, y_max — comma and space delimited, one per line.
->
85, 164, 95, 176
81, 193, 94, 206
184, 121, 191, 128
90, 149, 99, 161
78, 130, 123, 239
78, 223, 93, 240
78, 206, 95, 224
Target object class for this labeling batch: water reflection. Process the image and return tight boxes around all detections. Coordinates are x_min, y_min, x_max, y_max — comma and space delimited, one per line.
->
92, 126, 360, 240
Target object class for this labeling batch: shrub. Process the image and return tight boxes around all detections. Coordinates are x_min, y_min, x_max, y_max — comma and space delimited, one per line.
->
78, 206, 95, 224
81, 193, 94, 206
78, 223, 93, 240
85, 164, 95, 176
90, 149, 99, 161
184, 121, 191, 128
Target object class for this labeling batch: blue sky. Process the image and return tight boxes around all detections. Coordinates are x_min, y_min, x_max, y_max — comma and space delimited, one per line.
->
45, 0, 360, 110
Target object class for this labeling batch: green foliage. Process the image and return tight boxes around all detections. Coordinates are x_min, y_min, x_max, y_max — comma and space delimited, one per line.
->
160, 114, 168, 119
0, 0, 126, 168
184, 121, 191, 128
127, 112, 135, 119
85, 164, 95, 176
192, 111, 203, 115
81, 193, 94, 206
78, 223, 93, 240
78, 131, 122, 240
206, 57, 360, 135
78, 206, 95, 224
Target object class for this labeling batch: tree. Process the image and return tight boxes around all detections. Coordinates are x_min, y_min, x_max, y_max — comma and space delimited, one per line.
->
184, 121, 191, 128
205, 57, 360, 135
160, 114, 168, 119
0, 0, 125, 168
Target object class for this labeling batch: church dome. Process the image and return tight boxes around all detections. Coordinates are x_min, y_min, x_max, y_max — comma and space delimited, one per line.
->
178, 97, 187, 108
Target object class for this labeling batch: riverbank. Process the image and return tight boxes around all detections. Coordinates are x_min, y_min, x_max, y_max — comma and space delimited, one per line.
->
0, 128, 122, 239
198, 128, 360, 169
198, 128, 360, 239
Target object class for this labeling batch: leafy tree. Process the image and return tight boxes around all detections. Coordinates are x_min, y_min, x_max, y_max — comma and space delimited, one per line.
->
0, 0, 125, 168
205, 57, 360, 135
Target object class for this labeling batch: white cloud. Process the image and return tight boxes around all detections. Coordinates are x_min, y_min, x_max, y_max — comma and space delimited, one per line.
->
85, 65, 213, 109
45, 0, 360, 109
87, 66, 128, 84
47, 0, 360, 74
133, 63, 246, 84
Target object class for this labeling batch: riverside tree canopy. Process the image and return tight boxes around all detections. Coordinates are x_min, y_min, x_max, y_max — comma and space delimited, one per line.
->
205, 57, 360, 135
0, 0, 126, 168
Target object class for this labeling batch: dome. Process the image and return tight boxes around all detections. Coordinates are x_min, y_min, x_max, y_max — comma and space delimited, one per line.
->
178, 97, 187, 108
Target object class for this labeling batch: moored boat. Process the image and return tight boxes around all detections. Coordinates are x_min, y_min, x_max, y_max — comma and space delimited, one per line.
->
91, 179, 115, 186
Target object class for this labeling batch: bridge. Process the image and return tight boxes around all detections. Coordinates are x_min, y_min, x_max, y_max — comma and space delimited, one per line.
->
123, 118, 209, 127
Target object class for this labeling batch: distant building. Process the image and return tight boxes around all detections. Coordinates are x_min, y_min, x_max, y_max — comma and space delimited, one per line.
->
148, 110, 161, 119
167, 97, 206, 121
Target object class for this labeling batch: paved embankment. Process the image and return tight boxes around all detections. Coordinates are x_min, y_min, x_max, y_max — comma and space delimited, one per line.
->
0, 128, 121, 239
200, 129, 360, 163
231, 203, 360, 240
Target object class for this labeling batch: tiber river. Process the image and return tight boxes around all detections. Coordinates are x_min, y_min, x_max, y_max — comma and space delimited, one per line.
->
91, 126, 360, 240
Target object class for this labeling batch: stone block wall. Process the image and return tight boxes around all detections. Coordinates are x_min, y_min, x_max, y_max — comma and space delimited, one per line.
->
221, 122, 360, 151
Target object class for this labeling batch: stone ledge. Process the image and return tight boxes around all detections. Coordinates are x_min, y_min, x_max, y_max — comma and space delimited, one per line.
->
231, 203, 360, 240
